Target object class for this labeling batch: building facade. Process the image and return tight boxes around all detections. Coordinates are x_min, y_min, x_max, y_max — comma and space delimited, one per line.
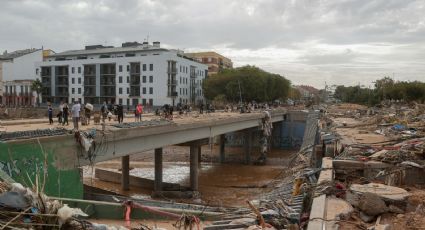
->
35, 42, 207, 107
0, 49, 45, 106
185, 51, 232, 76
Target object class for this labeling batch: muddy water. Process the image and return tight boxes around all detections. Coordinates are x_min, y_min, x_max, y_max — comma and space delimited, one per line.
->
84, 148, 296, 207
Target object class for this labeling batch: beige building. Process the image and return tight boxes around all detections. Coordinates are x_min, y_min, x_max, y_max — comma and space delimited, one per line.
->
186, 51, 233, 76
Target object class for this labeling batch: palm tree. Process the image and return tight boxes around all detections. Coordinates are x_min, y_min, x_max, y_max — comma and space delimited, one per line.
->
31, 79, 43, 106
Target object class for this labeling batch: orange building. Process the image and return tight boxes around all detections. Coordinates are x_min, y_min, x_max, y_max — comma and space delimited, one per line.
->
185, 51, 233, 76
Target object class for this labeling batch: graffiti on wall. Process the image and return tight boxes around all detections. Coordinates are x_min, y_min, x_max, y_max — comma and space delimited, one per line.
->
0, 156, 45, 178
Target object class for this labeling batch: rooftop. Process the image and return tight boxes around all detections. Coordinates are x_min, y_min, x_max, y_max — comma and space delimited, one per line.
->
49, 42, 168, 58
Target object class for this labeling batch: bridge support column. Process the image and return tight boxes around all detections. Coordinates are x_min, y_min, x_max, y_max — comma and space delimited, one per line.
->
190, 144, 199, 191
244, 130, 252, 164
154, 148, 163, 192
220, 134, 225, 163
121, 155, 130, 191
198, 146, 202, 164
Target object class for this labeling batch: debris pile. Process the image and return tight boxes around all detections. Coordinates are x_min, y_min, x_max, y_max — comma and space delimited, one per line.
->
0, 180, 132, 229
314, 103, 425, 229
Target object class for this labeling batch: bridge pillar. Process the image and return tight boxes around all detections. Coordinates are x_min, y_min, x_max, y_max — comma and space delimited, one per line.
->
220, 134, 225, 163
244, 130, 252, 164
154, 148, 163, 192
190, 144, 199, 191
198, 146, 202, 164
121, 155, 130, 191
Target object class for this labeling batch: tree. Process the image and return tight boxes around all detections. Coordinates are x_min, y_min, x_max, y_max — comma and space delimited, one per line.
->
31, 79, 43, 106
203, 65, 291, 103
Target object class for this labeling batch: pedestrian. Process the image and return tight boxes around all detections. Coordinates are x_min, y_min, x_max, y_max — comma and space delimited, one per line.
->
117, 103, 124, 123
62, 103, 69, 125
136, 103, 143, 122
199, 103, 204, 114
71, 101, 80, 130
84, 103, 91, 125
101, 101, 108, 123
58, 101, 63, 124
48, 105, 53, 124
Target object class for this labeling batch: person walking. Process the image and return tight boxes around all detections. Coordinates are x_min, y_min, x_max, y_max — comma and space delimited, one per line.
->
101, 102, 108, 123
62, 103, 69, 125
58, 101, 63, 124
48, 105, 53, 124
71, 101, 81, 130
136, 103, 143, 122
84, 104, 91, 125
117, 103, 124, 123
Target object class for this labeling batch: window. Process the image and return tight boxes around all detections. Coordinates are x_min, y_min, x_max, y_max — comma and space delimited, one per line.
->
149, 99, 153, 106
149, 87, 153, 94
119, 88, 122, 94
142, 64, 146, 71
180, 88, 182, 95
36, 68, 39, 75
149, 64, 153, 71
127, 65, 130, 72
127, 88, 129, 94
72, 78, 75, 84
180, 77, 181, 84
78, 88, 81, 94
119, 76, 123, 83
78, 78, 81, 84
142, 98, 146, 105
127, 76, 129, 83
149, 76, 153, 83
72, 88, 75, 94
78, 67, 81, 73
72, 67, 75, 74
180, 66, 182, 72
142, 87, 146, 94
119, 98, 123, 104
119, 65, 123, 72
142, 76, 146, 83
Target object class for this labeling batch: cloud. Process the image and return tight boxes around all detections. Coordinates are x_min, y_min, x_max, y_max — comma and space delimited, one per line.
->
0, 0, 424, 88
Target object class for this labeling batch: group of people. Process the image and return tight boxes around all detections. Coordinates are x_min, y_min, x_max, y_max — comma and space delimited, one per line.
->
47, 101, 86, 130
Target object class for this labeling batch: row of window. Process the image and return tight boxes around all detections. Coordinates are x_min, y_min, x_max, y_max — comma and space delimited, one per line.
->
70, 98, 155, 106
119, 64, 153, 72
70, 87, 154, 95
69, 76, 154, 84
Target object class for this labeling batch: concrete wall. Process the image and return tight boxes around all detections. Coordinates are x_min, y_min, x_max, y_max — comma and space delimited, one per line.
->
0, 141, 83, 199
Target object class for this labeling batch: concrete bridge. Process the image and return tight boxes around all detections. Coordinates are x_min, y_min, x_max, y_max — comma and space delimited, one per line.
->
1, 109, 307, 198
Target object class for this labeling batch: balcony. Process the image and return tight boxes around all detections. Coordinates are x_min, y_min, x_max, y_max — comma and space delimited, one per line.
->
100, 81, 116, 86
167, 91, 178, 97
56, 91, 69, 97
130, 91, 141, 97
167, 67, 177, 74
167, 79, 177, 85
56, 80, 69, 87
84, 80, 96, 86
83, 91, 95, 96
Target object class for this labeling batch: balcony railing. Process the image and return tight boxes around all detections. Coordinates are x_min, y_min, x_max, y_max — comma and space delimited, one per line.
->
167, 68, 177, 74
167, 91, 178, 97
84, 91, 95, 96
100, 81, 116, 86
167, 79, 177, 85
130, 91, 141, 97
56, 92, 69, 97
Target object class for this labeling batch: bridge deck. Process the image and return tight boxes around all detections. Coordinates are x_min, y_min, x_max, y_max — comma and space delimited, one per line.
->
3, 110, 288, 168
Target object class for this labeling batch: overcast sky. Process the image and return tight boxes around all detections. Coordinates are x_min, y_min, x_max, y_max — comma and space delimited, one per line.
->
1, 0, 424, 88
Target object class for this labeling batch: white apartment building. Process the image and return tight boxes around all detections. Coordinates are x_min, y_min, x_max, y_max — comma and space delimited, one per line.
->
35, 42, 208, 107
0, 49, 44, 106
